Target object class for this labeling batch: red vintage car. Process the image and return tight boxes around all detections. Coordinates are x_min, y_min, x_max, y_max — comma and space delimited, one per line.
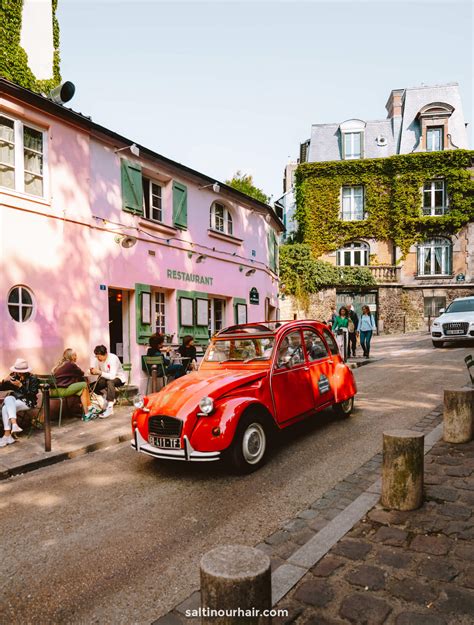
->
131, 320, 357, 472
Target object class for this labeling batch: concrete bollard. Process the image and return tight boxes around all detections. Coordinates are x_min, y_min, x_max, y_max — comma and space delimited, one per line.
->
381, 430, 424, 511
443, 387, 474, 444
200, 545, 271, 625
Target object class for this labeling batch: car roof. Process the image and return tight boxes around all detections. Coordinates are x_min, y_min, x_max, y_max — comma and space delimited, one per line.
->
450, 296, 474, 302
215, 319, 328, 338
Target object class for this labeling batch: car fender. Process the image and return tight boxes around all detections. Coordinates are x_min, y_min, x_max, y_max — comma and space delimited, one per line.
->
190, 397, 271, 453
333, 362, 357, 403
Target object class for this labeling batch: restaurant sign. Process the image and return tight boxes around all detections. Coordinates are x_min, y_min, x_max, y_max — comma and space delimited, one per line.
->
249, 287, 259, 305
167, 269, 213, 286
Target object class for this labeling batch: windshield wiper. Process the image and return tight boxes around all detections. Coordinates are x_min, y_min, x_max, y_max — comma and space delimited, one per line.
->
243, 356, 270, 363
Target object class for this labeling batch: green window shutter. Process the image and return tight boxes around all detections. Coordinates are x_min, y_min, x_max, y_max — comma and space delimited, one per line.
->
233, 298, 247, 324
121, 160, 143, 214
135, 283, 152, 345
173, 181, 188, 229
177, 291, 209, 344
268, 230, 276, 273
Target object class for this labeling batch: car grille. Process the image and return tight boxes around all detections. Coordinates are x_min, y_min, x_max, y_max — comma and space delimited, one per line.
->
442, 322, 469, 335
148, 415, 182, 437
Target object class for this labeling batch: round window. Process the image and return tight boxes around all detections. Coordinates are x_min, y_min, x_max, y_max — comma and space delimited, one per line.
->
7, 286, 35, 322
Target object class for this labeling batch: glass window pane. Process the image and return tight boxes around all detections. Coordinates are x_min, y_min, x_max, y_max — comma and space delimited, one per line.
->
8, 305, 20, 322
434, 189, 443, 207
21, 288, 33, 306
8, 288, 19, 304
24, 173, 43, 196
352, 133, 361, 157
21, 306, 33, 322
24, 126, 43, 152
424, 248, 432, 275
0, 165, 15, 189
344, 251, 351, 266
344, 134, 351, 157
304, 330, 328, 361
0, 116, 14, 142
0, 141, 14, 166
354, 251, 361, 265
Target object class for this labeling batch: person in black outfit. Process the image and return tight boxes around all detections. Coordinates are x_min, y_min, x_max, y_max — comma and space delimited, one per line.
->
346, 304, 359, 358
147, 334, 185, 379
1, 358, 39, 446
177, 335, 198, 371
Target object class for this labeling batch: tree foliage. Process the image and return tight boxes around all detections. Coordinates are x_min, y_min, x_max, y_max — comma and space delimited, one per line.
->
279, 244, 375, 295
226, 171, 270, 204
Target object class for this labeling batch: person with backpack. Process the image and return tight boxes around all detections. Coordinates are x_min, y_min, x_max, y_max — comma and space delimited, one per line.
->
346, 303, 359, 358
357, 305, 377, 358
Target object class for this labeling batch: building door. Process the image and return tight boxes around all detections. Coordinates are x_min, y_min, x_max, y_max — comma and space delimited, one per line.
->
109, 288, 125, 361
336, 290, 378, 328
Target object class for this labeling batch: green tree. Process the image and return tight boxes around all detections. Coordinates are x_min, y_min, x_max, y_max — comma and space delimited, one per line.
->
226, 171, 270, 204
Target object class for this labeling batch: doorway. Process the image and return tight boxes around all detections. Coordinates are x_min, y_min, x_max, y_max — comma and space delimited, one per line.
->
336, 290, 378, 328
108, 288, 128, 362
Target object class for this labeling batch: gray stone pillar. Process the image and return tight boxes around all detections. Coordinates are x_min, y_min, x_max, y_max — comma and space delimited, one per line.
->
443, 387, 474, 444
200, 545, 271, 625
381, 430, 424, 511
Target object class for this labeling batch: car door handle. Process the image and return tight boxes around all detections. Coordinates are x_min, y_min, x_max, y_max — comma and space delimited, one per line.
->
303, 366, 309, 371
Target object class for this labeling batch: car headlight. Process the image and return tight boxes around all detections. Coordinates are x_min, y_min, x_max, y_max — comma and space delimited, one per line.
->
199, 396, 214, 415
133, 395, 149, 411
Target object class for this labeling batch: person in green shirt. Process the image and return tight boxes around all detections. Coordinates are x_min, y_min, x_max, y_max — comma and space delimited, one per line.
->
332, 307, 350, 359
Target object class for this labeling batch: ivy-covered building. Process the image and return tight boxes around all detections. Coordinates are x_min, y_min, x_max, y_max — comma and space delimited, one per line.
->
293, 83, 474, 332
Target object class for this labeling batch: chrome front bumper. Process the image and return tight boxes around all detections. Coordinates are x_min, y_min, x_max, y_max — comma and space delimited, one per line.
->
131, 428, 221, 462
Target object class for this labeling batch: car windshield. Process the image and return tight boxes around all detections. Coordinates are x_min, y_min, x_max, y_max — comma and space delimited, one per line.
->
445, 300, 474, 313
204, 337, 275, 363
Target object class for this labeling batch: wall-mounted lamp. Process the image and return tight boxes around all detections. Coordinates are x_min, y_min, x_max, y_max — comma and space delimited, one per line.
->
187, 251, 194, 259
196, 254, 207, 263
114, 143, 140, 157
239, 265, 244, 272
245, 268, 256, 277
199, 181, 220, 193
114, 234, 137, 249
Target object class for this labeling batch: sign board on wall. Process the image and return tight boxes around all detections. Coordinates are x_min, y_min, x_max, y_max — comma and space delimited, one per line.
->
249, 288, 259, 305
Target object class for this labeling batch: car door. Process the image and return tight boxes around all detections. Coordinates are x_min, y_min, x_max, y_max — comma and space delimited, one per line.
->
271, 329, 315, 424
302, 328, 336, 409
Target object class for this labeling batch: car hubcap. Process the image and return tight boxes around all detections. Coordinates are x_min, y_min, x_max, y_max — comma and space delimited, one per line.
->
242, 423, 266, 465
341, 398, 353, 413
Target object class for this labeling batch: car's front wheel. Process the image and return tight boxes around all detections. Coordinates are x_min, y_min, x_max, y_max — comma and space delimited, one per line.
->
432, 340, 444, 348
228, 412, 269, 473
333, 396, 354, 417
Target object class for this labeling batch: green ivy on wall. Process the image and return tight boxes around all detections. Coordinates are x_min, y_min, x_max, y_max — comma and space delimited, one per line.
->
0, 0, 61, 93
279, 243, 375, 295
295, 150, 474, 258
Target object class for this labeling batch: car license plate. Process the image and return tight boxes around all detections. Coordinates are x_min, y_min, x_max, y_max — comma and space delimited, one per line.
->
446, 329, 464, 335
148, 435, 181, 449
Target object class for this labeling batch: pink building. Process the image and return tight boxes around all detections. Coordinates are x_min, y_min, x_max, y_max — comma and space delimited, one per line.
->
0, 78, 283, 387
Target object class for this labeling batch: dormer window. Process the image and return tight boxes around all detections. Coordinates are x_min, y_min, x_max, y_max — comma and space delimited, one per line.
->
426, 127, 443, 152
339, 119, 366, 160
210, 202, 233, 235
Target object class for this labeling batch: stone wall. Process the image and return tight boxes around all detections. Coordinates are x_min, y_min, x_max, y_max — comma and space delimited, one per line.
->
279, 289, 336, 322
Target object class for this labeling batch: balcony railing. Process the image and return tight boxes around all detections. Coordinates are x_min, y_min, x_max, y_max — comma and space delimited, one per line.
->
368, 265, 401, 283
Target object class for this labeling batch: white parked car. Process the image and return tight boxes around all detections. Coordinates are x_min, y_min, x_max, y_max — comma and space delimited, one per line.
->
431, 296, 474, 348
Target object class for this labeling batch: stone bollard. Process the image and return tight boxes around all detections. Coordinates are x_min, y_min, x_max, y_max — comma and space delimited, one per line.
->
381, 430, 424, 511
443, 387, 474, 444
200, 545, 271, 625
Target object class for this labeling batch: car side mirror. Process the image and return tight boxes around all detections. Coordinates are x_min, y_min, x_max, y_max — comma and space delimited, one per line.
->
439, 308, 445, 314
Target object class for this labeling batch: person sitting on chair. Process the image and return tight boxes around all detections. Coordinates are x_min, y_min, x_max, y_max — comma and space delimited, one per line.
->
1, 358, 39, 447
177, 335, 198, 371
147, 334, 185, 380
89, 345, 126, 418
52, 348, 95, 420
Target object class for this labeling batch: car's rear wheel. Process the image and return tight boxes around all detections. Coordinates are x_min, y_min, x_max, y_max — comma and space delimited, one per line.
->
432, 341, 444, 348
228, 412, 269, 473
333, 396, 354, 417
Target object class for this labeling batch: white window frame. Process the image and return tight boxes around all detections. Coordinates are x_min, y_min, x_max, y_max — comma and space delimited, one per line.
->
7, 285, 35, 323
422, 179, 448, 216
336, 241, 369, 267
0, 112, 48, 199
210, 202, 233, 235
426, 126, 443, 152
208, 298, 225, 335
341, 186, 365, 221
142, 177, 163, 222
343, 132, 362, 159
417, 238, 452, 277
154, 291, 166, 335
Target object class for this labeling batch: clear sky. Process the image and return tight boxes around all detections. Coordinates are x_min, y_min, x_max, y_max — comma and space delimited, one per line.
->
58, 0, 473, 202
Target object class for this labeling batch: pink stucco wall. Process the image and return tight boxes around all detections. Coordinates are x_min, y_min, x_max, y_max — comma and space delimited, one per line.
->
0, 94, 280, 387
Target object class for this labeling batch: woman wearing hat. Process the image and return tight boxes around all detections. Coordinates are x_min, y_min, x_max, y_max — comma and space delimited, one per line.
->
0, 359, 39, 447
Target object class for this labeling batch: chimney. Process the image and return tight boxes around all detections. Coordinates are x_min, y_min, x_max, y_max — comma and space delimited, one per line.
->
385, 89, 404, 119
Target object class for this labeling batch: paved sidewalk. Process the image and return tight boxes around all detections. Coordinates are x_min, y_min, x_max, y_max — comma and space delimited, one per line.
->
155, 406, 474, 625
0, 405, 133, 479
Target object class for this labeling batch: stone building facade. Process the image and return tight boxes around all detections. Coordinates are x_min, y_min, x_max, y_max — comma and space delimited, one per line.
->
286, 84, 474, 333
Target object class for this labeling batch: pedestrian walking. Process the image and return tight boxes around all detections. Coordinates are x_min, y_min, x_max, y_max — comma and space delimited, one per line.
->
357, 305, 377, 358
332, 307, 350, 360
346, 302, 359, 358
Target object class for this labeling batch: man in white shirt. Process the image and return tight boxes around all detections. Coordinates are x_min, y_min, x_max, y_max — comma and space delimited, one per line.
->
90, 345, 126, 418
